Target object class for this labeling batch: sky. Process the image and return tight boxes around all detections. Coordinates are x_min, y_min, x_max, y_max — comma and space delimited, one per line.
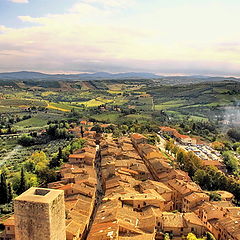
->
0, 0, 240, 75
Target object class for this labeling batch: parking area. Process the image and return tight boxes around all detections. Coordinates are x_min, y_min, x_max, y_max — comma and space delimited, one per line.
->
182, 144, 222, 162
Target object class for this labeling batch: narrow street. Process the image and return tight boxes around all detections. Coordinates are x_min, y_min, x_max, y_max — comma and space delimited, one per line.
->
82, 143, 104, 240
94, 144, 104, 206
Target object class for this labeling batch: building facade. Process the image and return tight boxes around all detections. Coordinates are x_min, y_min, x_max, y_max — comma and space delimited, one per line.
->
14, 187, 66, 240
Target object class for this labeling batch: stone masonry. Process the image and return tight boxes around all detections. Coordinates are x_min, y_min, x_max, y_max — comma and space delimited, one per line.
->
14, 187, 66, 240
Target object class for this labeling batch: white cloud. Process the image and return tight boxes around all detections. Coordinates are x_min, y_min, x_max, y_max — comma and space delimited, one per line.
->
0, 25, 9, 32
82, 0, 135, 8
9, 0, 29, 3
1, 1, 240, 74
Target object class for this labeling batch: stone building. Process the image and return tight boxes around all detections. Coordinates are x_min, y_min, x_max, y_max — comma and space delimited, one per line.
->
14, 187, 66, 240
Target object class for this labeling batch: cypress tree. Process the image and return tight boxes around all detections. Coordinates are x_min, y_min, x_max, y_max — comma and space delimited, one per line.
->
80, 126, 84, 138
0, 172, 8, 204
7, 182, 13, 203
49, 147, 62, 168
57, 147, 63, 161
17, 167, 27, 195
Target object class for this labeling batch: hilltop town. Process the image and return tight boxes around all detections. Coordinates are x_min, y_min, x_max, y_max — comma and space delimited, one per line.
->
0, 120, 240, 240
2, 0, 240, 239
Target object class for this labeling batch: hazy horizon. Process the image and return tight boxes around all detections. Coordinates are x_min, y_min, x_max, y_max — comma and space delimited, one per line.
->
1, 0, 240, 76
1, 70, 240, 79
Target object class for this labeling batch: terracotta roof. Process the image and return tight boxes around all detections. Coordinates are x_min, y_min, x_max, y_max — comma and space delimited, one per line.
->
157, 169, 190, 182
225, 207, 240, 218
218, 217, 240, 239
140, 180, 173, 194
202, 160, 224, 167
118, 233, 156, 240
159, 126, 177, 132
174, 132, 191, 139
57, 183, 74, 191
215, 191, 234, 200
100, 124, 111, 128
184, 192, 209, 202
162, 212, 186, 228
2, 215, 14, 226
119, 167, 138, 175
131, 133, 147, 140
66, 220, 84, 236
160, 126, 195, 141
167, 179, 202, 195
183, 212, 205, 226
69, 153, 85, 159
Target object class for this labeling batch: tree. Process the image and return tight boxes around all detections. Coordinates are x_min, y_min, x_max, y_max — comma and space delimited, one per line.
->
18, 134, 34, 146
49, 147, 63, 168
37, 168, 57, 185
222, 151, 239, 173
7, 182, 13, 203
165, 141, 170, 152
232, 142, 240, 151
164, 233, 170, 240
177, 151, 185, 166
0, 172, 8, 204
193, 169, 208, 188
12, 170, 38, 193
147, 134, 158, 145
80, 126, 84, 138
26, 151, 49, 173
206, 232, 216, 240
17, 167, 27, 195
0, 223, 5, 231
172, 145, 178, 155
58, 147, 63, 161
187, 233, 198, 240
237, 147, 240, 155
91, 125, 103, 133
211, 141, 225, 151
208, 192, 221, 201
227, 128, 240, 141
25, 172, 39, 187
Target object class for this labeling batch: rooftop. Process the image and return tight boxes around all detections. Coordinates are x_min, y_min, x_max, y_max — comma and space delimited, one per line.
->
15, 187, 64, 204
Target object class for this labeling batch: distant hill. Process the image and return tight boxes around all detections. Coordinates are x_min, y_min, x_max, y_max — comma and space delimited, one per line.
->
154, 76, 240, 85
0, 71, 161, 80
0, 71, 239, 85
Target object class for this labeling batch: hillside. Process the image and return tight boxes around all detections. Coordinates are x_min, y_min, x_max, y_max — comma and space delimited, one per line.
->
0, 71, 239, 85
0, 71, 160, 80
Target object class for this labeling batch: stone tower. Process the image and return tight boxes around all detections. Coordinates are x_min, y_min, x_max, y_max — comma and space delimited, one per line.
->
14, 187, 66, 240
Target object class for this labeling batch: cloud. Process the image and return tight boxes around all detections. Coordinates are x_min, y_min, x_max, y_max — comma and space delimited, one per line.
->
9, 0, 29, 3
82, 0, 135, 8
0, 25, 9, 32
1, 1, 240, 75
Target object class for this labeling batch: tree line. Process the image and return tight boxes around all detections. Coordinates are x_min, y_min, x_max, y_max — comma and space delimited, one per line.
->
166, 140, 240, 204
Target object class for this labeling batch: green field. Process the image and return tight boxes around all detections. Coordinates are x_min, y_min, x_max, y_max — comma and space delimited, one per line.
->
14, 113, 67, 130
154, 100, 187, 110
92, 113, 122, 122
124, 114, 152, 122
0, 79, 239, 128
0, 99, 47, 107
